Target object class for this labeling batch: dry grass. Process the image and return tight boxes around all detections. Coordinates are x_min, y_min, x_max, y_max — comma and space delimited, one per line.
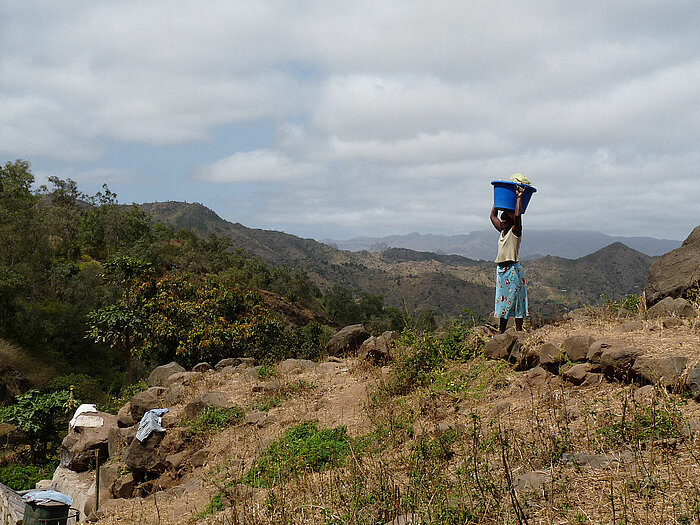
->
0, 337, 53, 386
93, 311, 700, 525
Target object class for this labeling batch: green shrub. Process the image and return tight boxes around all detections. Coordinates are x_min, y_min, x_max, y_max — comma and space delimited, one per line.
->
599, 404, 683, 445
242, 422, 350, 487
257, 364, 277, 379
188, 405, 243, 435
45, 373, 107, 406
0, 462, 57, 491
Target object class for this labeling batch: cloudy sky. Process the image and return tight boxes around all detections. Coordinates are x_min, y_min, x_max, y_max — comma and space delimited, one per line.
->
2, 1, 698, 241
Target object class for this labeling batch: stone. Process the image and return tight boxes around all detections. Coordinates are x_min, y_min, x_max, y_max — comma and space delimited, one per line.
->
662, 317, 684, 329
646, 225, 700, 306
164, 371, 197, 386
215, 357, 241, 370
587, 341, 611, 363
192, 362, 213, 373
245, 411, 276, 428
189, 449, 208, 467
277, 358, 316, 374
433, 422, 466, 438
183, 391, 228, 419
324, 324, 371, 357
562, 334, 595, 362
614, 320, 644, 333
524, 366, 549, 387
45, 465, 96, 520
483, 331, 519, 360
113, 473, 135, 499
510, 343, 539, 371
491, 401, 513, 416
147, 362, 186, 387
562, 363, 591, 386
581, 373, 603, 387
513, 471, 548, 492
165, 383, 187, 405
326, 356, 344, 363
539, 342, 564, 367
130, 387, 166, 421
634, 385, 656, 404
686, 365, 700, 399
117, 402, 134, 428
631, 356, 688, 389
358, 333, 394, 366
647, 297, 696, 319
107, 425, 136, 458
238, 357, 257, 368
316, 362, 344, 375
98, 463, 120, 504
60, 411, 117, 472
600, 347, 641, 381
124, 432, 168, 477
166, 451, 188, 470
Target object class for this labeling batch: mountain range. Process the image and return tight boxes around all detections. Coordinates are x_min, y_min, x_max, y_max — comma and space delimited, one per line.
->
139, 201, 655, 319
323, 231, 680, 260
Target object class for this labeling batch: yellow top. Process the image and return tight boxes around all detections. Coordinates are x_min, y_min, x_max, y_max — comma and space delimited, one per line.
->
495, 228, 521, 263
510, 173, 531, 185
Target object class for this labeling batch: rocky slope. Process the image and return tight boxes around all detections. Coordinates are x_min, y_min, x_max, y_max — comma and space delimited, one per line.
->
28, 291, 699, 525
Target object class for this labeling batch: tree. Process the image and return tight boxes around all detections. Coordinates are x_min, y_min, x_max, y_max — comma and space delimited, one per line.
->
0, 389, 70, 463
323, 285, 361, 325
86, 256, 152, 384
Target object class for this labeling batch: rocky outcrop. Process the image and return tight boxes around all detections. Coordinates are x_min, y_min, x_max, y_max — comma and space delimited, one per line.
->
646, 225, 700, 306
147, 362, 186, 387
646, 297, 695, 319
60, 411, 117, 472
358, 331, 396, 365
130, 387, 166, 421
0, 483, 23, 525
183, 391, 228, 419
325, 325, 371, 357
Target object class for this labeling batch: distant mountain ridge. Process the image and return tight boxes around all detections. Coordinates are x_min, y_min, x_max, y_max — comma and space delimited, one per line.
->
324, 230, 680, 260
139, 201, 656, 318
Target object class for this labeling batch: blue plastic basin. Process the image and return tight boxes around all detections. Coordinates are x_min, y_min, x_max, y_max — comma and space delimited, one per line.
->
491, 180, 537, 213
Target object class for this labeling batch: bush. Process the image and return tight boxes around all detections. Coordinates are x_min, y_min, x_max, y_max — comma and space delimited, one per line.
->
242, 422, 350, 487
45, 373, 107, 406
187, 405, 244, 435
0, 462, 58, 491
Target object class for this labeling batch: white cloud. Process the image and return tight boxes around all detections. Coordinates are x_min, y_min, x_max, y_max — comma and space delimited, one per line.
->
194, 150, 320, 183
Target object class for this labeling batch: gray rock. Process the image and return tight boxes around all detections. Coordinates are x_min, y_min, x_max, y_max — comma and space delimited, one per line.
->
631, 356, 688, 389
562, 452, 632, 469
277, 358, 316, 374
581, 373, 603, 387
510, 343, 539, 371
117, 402, 134, 428
647, 297, 696, 319
483, 331, 519, 360
245, 411, 277, 428
600, 347, 641, 381
687, 365, 700, 399
562, 363, 591, 386
164, 371, 197, 386
646, 225, 700, 306
513, 471, 548, 492
614, 320, 644, 333
562, 334, 595, 362
215, 358, 241, 370
130, 387, 166, 421
113, 473, 135, 499
661, 317, 684, 329
324, 324, 371, 357
147, 362, 186, 387
189, 449, 208, 467
183, 391, 228, 419
60, 411, 117, 472
108, 425, 136, 458
634, 385, 656, 404
238, 357, 257, 368
539, 342, 564, 367
165, 383, 186, 405
124, 432, 167, 477
587, 341, 611, 363
166, 451, 188, 470
192, 362, 213, 373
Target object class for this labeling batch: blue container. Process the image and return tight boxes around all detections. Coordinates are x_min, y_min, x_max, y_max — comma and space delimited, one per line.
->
491, 180, 537, 213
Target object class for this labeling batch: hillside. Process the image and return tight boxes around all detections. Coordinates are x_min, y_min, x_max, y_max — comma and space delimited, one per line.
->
41, 303, 700, 525
326, 230, 681, 260
140, 202, 656, 318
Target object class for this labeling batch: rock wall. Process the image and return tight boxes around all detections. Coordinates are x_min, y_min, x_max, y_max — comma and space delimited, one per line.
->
0, 483, 23, 525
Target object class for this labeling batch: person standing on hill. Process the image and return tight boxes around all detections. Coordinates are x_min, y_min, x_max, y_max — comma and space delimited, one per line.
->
490, 186, 529, 333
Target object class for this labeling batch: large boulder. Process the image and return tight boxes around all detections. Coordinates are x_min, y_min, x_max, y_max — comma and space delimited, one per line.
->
358, 331, 396, 366
631, 356, 688, 389
646, 225, 700, 306
600, 347, 641, 381
646, 297, 695, 319
483, 331, 521, 360
44, 466, 96, 519
60, 411, 117, 472
324, 325, 370, 357
147, 362, 186, 387
124, 432, 168, 478
562, 334, 595, 362
183, 391, 228, 419
130, 386, 166, 421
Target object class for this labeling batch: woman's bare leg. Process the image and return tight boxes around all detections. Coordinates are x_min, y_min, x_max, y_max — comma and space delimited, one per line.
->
499, 317, 508, 333
515, 318, 523, 331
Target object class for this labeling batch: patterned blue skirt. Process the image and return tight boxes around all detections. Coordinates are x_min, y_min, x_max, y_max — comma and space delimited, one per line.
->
495, 262, 529, 319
